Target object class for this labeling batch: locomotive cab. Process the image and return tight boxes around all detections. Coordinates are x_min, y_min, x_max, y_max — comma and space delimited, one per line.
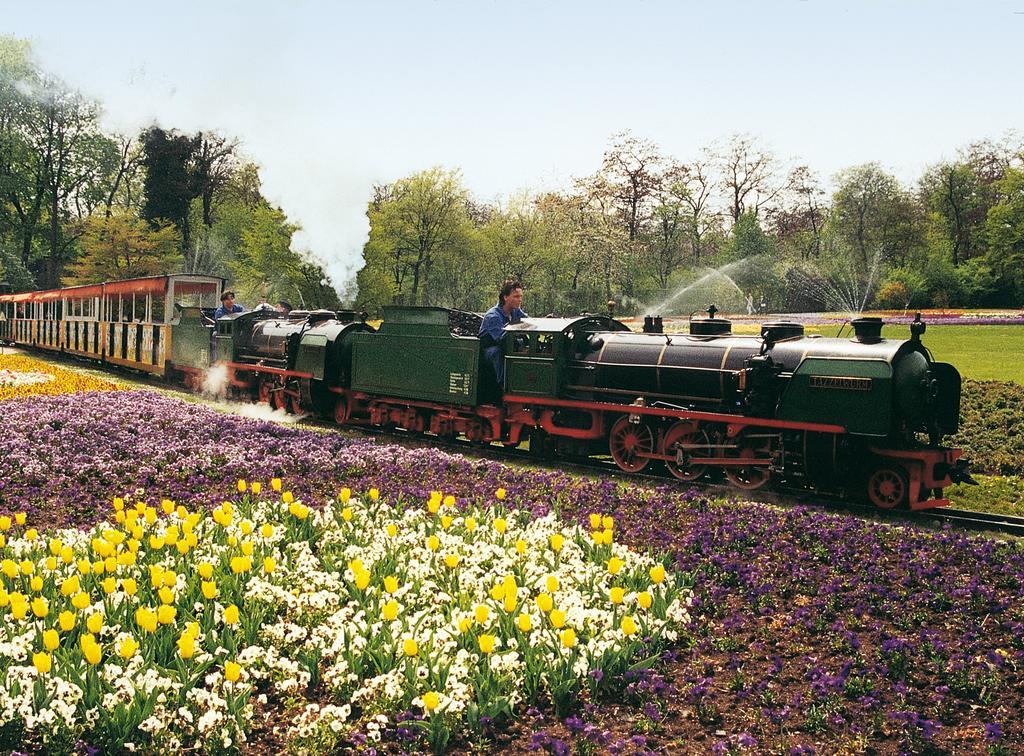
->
502, 315, 630, 398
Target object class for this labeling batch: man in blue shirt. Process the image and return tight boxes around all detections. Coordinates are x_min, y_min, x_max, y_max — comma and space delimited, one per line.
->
479, 279, 526, 385
214, 290, 246, 319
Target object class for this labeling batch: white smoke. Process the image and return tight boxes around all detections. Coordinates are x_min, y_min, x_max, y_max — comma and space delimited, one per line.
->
198, 364, 308, 423
199, 364, 230, 399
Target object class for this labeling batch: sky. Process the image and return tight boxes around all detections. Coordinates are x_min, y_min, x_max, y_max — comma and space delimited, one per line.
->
6, 0, 1023, 291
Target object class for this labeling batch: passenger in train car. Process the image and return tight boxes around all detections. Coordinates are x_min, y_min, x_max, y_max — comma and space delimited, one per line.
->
276, 300, 293, 314
479, 279, 527, 383
214, 291, 245, 319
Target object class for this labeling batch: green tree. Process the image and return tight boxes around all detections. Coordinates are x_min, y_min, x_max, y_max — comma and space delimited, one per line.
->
985, 168, 1024, 302
141, 127, 200, 255
359, 168, 470, 306
63, 213, 181, 284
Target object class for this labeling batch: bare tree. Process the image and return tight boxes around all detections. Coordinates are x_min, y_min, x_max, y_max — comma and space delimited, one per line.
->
716, 133, 789, 223
768, 165, 828, 259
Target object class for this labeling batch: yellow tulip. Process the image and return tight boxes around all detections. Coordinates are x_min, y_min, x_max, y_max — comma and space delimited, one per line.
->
621, 615, 638, 636
602, 528, 614, 545
602, 515, 614, 531
478, 634, 496, 654
42, 628, 59, 651
442, 494, 455, 508
383, 576, 399, 594
198, 562, 214, 580
230, 556, 252, 574
225, 660, 241, 682
427, 535, 440, 552
0, 516, 9, 531
607, 557, 624, 575
341, 507, 353, 522
465, 517, 477, 532
241, 541, 254, 556
444, 554, 460, 569
427, 498, 440, 514
81, 634, 102, 665
202, 581, 218, 600
261, 523, 274, 538
403, 638, 418, 657
177, 634, 196, 659
158, 586, 175, 605
31, 596, 48, 618
101, 577, 117, 595
32, 651, 52, 675
516, 613, 533, 632
546, 575, 559, 593
369, 488, 380, 501
560, 628, 577, 648
422, 691, 440, 711
458, 616, 473, 633
338, 487, 351, 503
440, 515, 453, 529
282, 491, 295, 504
15, 513, 26, 525
649, 564, 666, 584
355, 570, 371, 590
158, 605, 176, 625
250, 481, 262, 495
638, 591, 653, 609
58, 610, 76, 632
493, 518, 507, 534
161, 499, 175, 514
119, 636, 139, 659
21, 560, 34, 575
71, 591, 91, 610
271, 477, 282, 492
382, 600, 399, 621
135, 607, 158, 633
495, 487, 506, 500
474, 604, 490, 624
535, 593, 553, 613
29, 576, 43, 592
87, 612, 103, 634
503, 593, 517, 613
122, 578, 138, 596
610, 586, 625, 605
385, 523, 397, 538
263, 557, 276, 574
549, 534, 564, 553
224, 605, 240, 626
489, 583, 505, 601
549, 609, 566, 629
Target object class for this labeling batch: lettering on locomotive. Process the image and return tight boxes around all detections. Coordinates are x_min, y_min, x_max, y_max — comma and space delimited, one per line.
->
448, 372, 471, 395
808, 375, 873, 391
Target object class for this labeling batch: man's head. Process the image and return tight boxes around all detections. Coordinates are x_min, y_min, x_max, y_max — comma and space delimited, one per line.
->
276, 300, 293, 314
498, 279, 523, 311
220, 290, 236, 308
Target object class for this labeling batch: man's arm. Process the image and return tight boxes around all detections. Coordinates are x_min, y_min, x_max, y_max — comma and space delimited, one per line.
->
478, 310, 503, 348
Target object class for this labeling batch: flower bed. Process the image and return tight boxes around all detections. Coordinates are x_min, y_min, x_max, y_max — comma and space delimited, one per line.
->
0, 485, 689, 752
2, 390, 1023, 751
0, 354, 125, 402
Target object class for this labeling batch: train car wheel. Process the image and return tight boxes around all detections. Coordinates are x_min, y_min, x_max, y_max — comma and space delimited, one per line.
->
663, 422, 709, 481
867, 466, 908, 509
722, 433, 772, 490
288, 394, 303, 415
609, 416, 654, 472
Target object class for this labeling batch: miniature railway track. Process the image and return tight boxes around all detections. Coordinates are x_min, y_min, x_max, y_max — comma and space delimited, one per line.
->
921, 508, 1024, 537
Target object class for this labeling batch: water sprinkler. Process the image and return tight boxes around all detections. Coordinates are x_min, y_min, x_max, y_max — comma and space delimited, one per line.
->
607, 299, 616, 318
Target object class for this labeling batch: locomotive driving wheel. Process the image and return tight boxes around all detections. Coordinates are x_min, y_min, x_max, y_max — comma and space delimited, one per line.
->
720, 430, 773, 490
334, 394, 351, 424
609, 416, 655, 472
663, 422, 710, 481
867, 465, 908, 509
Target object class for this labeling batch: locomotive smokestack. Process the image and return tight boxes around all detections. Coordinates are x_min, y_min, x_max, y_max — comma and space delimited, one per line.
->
851, 317, 883, 343
654, 316, 663, 334
643, 315, 654, 333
